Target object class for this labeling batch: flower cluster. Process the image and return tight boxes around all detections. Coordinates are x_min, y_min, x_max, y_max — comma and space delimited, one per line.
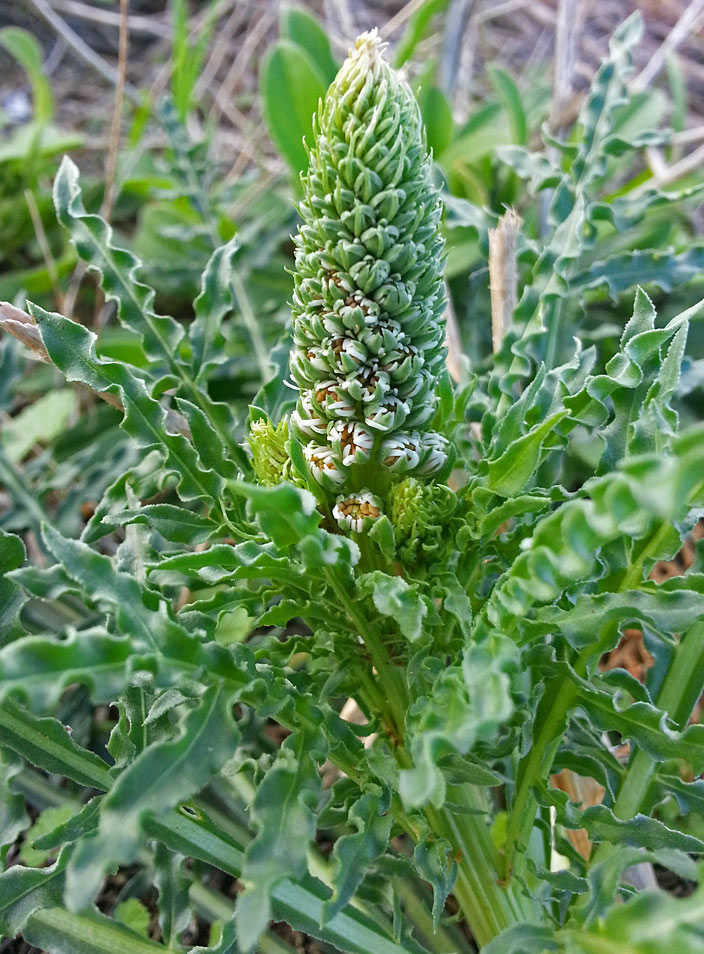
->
289, 30, 449, 522
248, 418, 300, 487
390, 477, 457, 563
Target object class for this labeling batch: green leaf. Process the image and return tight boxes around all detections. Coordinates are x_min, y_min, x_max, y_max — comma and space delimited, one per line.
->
0, 847, 68, 938
260, 40, 328, 174
153, 843, 192, 947
19, 805, 75, 867
53, 157, 185, 369
148, 809, 431, 954
0, 528, 27, 646
571, 12, 643, 189
562, 874, 704, 953
189, 237, 240, 382
418, 86, 453, 156
0, 747, 29, 861
412, 834, 457, 929
0, 699, 112, 789
358, 572, 427, 642
488, 66, 527, 145
480, 428, 704, 638
237, 727, 325, 952
0, 27, 53, 122
230, 480, 320, 548
395, 0, 450, 66
571, 244, 704, 299
485, 409, 568, 497
483, 925, 558, 954
66, 683, 239, 909
1, 388, 77, 463
109, 504, 219, 544
114, 898, 150, 938
0, 632, 138, 713
523, 575, 704, 649
323, 791, 392, 924
22, 907, 178, 954
30, 303, 224, 506
280, 4, 338, 84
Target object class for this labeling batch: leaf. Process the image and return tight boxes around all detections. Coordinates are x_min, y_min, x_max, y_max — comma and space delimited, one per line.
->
230, 480, 320, 548
148, 809, 431, 954
418, 86, 453, 156
0, 699, 112, 789
412, 834, 458, 929
1, 388, 77, 462
523, 575, 704, 649
189, 237, 240, 382
280, 3, 338, 84
488, 66, 527, 145
53, 157, 185, 370
571, 12, 643, 189
395, 0, 451, 66
260, 40, 328, 174
19, 805, 75, 867
66, 683, 239, 910
571, 845, 698, 927
563, 875, 704, 953
30, 303, 224, 506
109, 504, 219, 544
0, 27, 53, 122
0, 846, 68, 938
40, 522, 183, 656
564, 289, 703, 471
483, 924, 558, 954
358, 572, 427, 642
153, 843, 192, 947
0, 747, 29, 861
0, 528, 27, 646
0, 632, 138, 713
485, 410, 568, 497
571, 244, 704, 299
114, 898, 150, 938
21, 907, 178, 954
322, 791, 392, 924
480, 428, 704, 638
237, 727, 325, 952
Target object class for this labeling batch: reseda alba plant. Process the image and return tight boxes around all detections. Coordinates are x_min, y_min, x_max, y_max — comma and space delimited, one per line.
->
2, 14, 704, 954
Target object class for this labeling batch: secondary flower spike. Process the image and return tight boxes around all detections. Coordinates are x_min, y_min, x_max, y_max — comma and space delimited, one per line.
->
289, 30, 449, 518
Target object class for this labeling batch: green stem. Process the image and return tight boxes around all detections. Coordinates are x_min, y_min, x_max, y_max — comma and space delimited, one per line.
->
503, 517, 679, 883
592, 620, 704, 863
502, 675, 579, 881
427, 787, 540, 948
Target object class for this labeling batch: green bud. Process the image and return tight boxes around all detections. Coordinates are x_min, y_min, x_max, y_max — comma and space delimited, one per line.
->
289, 30, 448, 515
247, 418, 298, 487
390, 477, 456, 563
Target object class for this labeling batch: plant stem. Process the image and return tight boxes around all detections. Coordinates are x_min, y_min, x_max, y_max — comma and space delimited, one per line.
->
502, 516, 683, 884
593, 620, 704, 857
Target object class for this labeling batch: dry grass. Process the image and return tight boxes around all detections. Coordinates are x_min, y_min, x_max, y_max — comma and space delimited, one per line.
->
2, 0, 704, 183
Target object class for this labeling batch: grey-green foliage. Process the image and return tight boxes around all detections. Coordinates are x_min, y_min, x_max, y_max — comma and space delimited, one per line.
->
2, 12, 704, 954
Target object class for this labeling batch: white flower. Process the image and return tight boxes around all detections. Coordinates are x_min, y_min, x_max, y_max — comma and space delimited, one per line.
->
333, 490, 383, 533
364, 395, 409, 431
342, 365, 390, 404
329, 420, 375, 465
291, 393, 328, 437
313, 381, 357, 419
416, 431, 449, 475
303, 442, 346, 486
381, 432, 421, 472
330, 335, 368, 373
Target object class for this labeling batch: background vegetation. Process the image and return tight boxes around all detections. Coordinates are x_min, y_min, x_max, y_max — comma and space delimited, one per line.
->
2, 1, 704, 953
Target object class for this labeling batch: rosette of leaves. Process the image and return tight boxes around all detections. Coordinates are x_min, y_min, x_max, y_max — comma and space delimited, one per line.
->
281, 32, 452, 535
